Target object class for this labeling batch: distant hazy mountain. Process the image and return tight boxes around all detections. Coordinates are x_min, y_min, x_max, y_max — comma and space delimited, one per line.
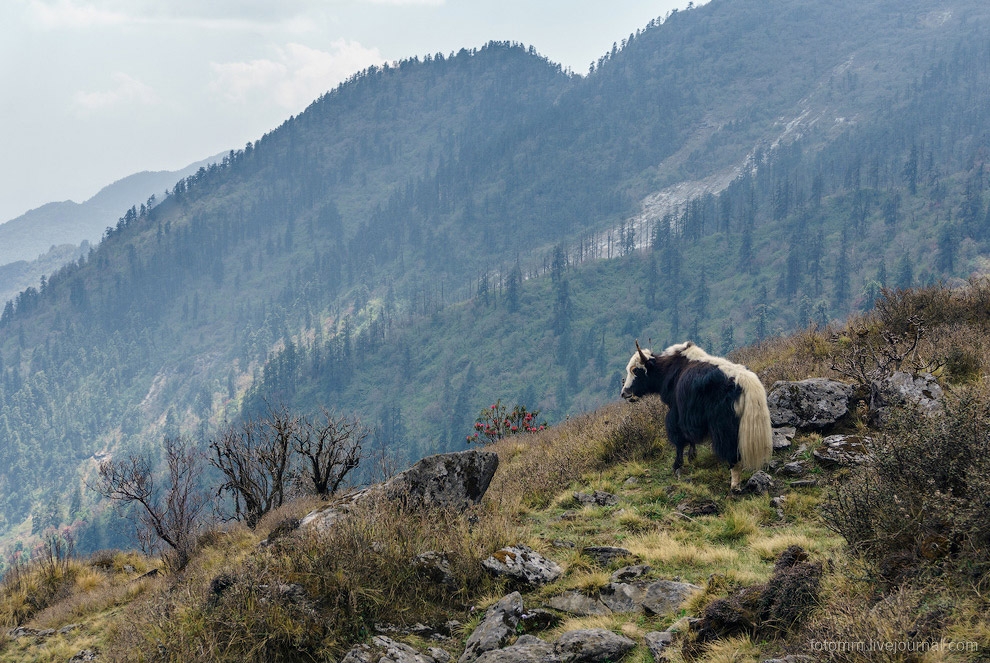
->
0, 156, 222, 267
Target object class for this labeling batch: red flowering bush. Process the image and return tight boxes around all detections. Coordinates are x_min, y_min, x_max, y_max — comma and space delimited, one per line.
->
468, 399, 546, 445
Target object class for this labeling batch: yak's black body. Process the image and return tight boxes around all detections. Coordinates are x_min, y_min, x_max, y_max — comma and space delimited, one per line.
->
621, 342, 772, 491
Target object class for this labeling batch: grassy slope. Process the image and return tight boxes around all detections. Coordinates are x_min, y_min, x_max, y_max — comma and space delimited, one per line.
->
4, 283, 990, 662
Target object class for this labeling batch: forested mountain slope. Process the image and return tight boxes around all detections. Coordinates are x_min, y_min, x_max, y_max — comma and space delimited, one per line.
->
2, 0, 990, 552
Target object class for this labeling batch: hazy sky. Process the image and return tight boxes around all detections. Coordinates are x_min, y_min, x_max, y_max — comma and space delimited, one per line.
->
0, 0, 698, 223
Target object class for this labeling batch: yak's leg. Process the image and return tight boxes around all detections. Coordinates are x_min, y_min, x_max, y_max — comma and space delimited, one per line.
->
687, 443, 697, 464
730, 463, 743, 492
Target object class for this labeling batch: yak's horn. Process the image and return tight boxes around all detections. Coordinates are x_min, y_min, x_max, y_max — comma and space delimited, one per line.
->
635, 339, 648, 363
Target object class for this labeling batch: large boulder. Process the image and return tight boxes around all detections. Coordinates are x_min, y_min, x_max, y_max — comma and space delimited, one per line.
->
302, 450, 498, 530
767, 379, 855, 431
869, 371, 943, 427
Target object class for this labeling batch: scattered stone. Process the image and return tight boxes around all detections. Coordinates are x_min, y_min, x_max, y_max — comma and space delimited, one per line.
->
676, 498, 720, 516
623, 476, 640, 485
474, 636, 556, 663
68, 651, 99, 663
428, 647, 452, 663
58, 623, 82, 634
573, 490, 619, 507
870, 371, 944, 427
644, 631, 675, 661
554, 628, 636, 663
768, 378, 855, 431
742, 470, 775, 495
772, 426, 796, 450
789, 479, 818, 488
482, 545, 562, 587
551, 539, 576, 549
302, 450, 499, 530
813, 435, 872, 468
762, 656, 815, 663
610, 564, 651, 582
640, 580, 702, 615
545, 590, 611, 616
777, 461, 806, 477
581, 546, 635, 566
371, 636, 438, 663
458, 592, 524, 663
341, 644, 375, 663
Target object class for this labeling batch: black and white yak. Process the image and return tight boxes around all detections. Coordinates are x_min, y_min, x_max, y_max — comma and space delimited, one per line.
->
620, 341, 772, 491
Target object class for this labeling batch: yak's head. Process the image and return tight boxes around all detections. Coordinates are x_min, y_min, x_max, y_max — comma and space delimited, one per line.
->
620, 340, 654, 401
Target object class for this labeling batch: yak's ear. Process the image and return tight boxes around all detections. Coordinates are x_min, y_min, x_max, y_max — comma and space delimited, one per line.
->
684, 341, 694, 348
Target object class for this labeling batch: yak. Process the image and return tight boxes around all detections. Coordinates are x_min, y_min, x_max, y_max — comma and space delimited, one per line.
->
620, 341, 772, 491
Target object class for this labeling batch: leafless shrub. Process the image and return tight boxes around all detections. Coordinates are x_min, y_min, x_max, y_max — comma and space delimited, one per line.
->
293, 408, 366, 498
210, 404, 298, 529
94, 435, 207, 570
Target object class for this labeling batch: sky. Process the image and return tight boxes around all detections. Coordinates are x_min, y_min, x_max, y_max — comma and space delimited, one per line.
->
0, 0, 699, 224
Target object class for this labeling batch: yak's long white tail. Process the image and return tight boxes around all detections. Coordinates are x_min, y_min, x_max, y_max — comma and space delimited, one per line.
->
734, 371, 773, 471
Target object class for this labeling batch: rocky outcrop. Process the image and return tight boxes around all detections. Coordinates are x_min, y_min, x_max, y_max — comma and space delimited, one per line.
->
302, 450, 498, 530
767, 379, 855, 431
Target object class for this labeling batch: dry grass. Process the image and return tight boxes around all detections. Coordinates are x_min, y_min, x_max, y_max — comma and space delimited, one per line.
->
10, 282, 990, 663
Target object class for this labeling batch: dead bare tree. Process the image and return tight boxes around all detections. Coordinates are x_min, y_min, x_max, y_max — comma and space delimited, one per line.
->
94, 435, 206, 570
209, 404, 298, 529
294, 408, 367, 498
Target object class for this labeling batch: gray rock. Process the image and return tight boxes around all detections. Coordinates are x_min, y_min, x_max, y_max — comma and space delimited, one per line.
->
373, 636, 437, 663
474, 636, 558, 663
428, 648, 452, 663
813, 435, 872, 468
768, 378, 855, 431
302, 450, 498, 530
545, 590, 611, 616
554, 628, 636, 662
870, 371, 943, 427
459, 592, 524, 663
778, 461, 806, 477
581, 546, 634, 566
789, 479, 819, 488
762, 656, 814, 663
341, 644, 375, 663
643, 631, 674, 660
610, 564, 651, 582
640, 580, 702, 615
742, 470, 775, 495
482, 545, 562, 587
573, 490, 619, 507
772, 426, 796, 450
599, 582, 646, 613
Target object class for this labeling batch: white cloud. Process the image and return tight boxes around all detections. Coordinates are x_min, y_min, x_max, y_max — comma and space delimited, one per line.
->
73, 72, 158, 111
210, 41, 384, 110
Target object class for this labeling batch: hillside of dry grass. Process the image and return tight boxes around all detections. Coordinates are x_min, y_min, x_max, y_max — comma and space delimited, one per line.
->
4, 282, 990, 662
